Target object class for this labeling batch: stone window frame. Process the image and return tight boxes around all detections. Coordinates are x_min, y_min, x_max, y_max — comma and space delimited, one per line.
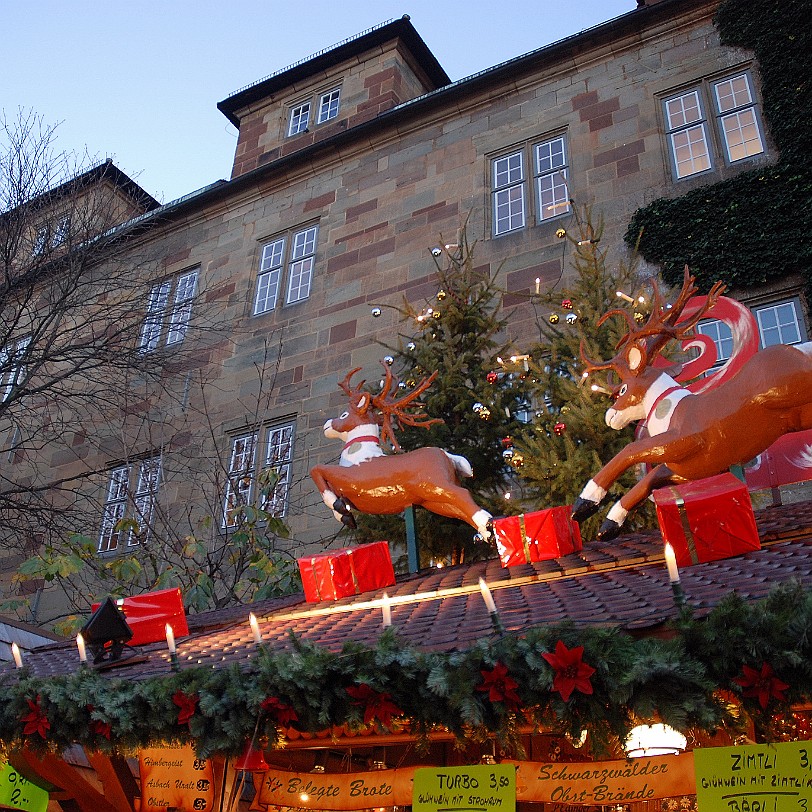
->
138, 267, 199, 353
222, 420, 295, 528
287, 83, 343, 137
662, 68, 766, 181
490, 133, 571, 237
253, 223, 319, 315
97, 455, 162, 554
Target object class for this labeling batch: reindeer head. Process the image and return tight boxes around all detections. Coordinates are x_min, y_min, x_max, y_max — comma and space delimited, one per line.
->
325, 364, 442, 450
581, 268, 726, 430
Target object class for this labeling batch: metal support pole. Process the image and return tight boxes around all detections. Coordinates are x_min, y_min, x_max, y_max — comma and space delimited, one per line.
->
405, 505, 419, 573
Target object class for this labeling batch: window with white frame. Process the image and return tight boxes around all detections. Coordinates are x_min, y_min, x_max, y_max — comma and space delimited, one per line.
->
317, 88, 341, 124
288, 101, 311, 136
138, 268, 199, 352
223, 422, 295, 526
0, 336, 31, 402
491, 135, 570, 237
664, 71, 765, 180
698, 298, 806, 366
98, 456, 161, 553
253, 225, 318, 314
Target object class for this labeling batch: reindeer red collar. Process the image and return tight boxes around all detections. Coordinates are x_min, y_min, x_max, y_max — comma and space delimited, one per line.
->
572, 268, 812, 539
310, 364, 493, 540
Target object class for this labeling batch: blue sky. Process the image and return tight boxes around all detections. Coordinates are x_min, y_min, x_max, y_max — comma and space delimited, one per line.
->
4, 1, 632, 204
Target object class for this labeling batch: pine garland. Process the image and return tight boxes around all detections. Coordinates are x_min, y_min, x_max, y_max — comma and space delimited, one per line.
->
0, 583, 809, 759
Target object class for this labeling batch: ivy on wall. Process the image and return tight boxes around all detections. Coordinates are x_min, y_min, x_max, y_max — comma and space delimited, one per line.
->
0, 584, 810, 759
625, 0, 812, 302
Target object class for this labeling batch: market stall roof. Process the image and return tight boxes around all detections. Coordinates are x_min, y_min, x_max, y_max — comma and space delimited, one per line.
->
6, 498, 812, 681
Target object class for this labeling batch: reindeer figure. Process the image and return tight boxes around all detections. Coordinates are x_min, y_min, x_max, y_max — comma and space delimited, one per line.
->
571, 268, 812, 539
310, 364, 493, 539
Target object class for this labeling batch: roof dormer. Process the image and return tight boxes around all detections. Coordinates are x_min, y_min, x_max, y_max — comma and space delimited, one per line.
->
217, 16, 451, 179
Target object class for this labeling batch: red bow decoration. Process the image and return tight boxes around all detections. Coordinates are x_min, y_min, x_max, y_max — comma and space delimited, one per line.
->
477, 662, 521, 709
172, 690, 199, 727
734, 662, 790, 710
346, 683, 403, 727
542, 640, 596, 702
21, 695, 50, 739
87, 704, 112, 740
261, 696, 299, 727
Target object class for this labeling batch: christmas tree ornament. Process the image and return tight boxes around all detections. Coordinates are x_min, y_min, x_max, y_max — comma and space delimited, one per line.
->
566, 312, 578, 324
501, 436, 513, 448
371, 307, 382, 317
555, 227, 567, 239
549, 313, 559, 324
502, 448, 514, 462
472, 402, 484, 413
407, 341, 416, 351
561, 299, 573, 310
486, 370, 499, 384
406, 378, 416, 388
383, 355, 394, 365
510, 452, 524, 468
398, 381, 407, 389
437, 290, 447, 301
478, 406, 491, 420
554, 422, 566, 436
634, 311, 645, 323
432, 309, 441, 319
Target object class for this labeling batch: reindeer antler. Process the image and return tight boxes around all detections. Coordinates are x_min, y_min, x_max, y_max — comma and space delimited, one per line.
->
371, 363, 443, 452
338, 368, 366, 399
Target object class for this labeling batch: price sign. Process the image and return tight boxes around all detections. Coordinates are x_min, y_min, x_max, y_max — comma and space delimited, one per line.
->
0, 763, 48, 812
413, 764, 515, 812
695, 741, 812, 812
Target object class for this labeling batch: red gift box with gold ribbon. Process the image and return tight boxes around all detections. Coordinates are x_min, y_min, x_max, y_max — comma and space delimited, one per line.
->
298, 541, 395, 602
653, 473, 761, 566
493, 506, 582, 568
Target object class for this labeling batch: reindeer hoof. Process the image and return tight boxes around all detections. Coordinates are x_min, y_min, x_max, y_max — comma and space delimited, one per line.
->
572, 497, 600, 523
596, 519, 622, 541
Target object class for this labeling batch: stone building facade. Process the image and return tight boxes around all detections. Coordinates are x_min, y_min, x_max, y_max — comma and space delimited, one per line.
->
3, 0, 797, 623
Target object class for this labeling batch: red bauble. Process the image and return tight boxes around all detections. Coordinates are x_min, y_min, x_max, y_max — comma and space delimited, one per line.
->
486, 371, 499, 384
501, 436, 514, 448
561, 299, 573, 310
554, 422, 566, 436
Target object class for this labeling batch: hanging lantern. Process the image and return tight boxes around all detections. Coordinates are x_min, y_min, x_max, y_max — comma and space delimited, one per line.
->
437, 290, 447, 301
565, 312, 578, 325
625, 724, 687, 758
371, 307, 382, 318
234, 741, 270, 772
549, 313, 560, 324
554, 422, 566, 436
486, 371, 499, 384
383, 355, 394, 365
561, 299, 573, 310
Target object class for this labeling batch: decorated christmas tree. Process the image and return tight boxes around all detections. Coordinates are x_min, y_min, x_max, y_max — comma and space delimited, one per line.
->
353, 227, 534, 565
509, 207, 658, 537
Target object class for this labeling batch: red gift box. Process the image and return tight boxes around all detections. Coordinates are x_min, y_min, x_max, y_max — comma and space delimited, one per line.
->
493, 506, 583, 568
653, 473, 761, 566
92, 587, 188, 646
299, 541, 395, 603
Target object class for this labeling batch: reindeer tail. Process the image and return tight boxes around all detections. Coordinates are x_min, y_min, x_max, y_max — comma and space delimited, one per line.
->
443, 451, 473, 478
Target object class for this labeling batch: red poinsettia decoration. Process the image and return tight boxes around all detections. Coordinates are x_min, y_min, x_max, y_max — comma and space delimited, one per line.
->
261, 696, 299, 727
734, 662, 790, 710
21, 695, 50, 739
346, 684, 403, 727
477, 662, 521, 710
172, 690, 199, 727
87, 704, 112, 740
542, 640, 596, 702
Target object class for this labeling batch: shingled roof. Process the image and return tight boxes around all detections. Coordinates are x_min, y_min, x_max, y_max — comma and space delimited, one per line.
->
8, 498, 812, 681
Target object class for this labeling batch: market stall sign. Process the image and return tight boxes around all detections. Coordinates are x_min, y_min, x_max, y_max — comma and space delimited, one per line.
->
695, 741, 812, 812
413, 764, 515, 812
139, 743, 214, 812
0, 763, 48, 812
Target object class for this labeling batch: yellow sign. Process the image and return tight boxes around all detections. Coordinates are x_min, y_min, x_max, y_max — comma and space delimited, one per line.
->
413, 765, 516, 812
695, 741, 812, 812
139, 743, 215, 812
0, 764, 48, 812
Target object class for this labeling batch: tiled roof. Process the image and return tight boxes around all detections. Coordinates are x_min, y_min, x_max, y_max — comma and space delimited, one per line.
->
8, 499, 812, 682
